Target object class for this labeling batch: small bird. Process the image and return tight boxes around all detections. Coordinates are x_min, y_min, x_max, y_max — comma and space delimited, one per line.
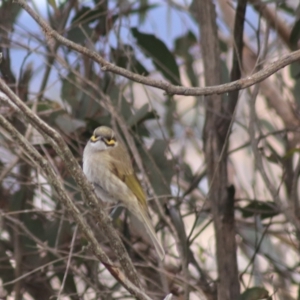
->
83, 126, 165, 260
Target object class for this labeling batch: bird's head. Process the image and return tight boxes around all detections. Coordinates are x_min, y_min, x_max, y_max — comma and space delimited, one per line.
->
88, 126, 118, 152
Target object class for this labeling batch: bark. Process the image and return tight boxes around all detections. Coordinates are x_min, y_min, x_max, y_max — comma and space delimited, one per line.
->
192, 0, 242, 299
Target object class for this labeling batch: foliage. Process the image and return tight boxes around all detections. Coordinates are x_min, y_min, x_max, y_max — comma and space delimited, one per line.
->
0, 0, 300, 299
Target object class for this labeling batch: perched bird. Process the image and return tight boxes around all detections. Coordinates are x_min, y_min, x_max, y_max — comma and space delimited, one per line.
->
83, 126, 165, 260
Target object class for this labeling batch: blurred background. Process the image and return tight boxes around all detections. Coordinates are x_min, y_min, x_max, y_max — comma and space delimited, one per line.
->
0, 0, 300, 299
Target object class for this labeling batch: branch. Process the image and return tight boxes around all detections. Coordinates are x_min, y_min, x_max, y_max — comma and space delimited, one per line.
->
249, 0, 291, 47
2, 214, 103, 293
0, 81, 153, 299
194, 0, 240, 298
248, 85, 300, 233
227, 0, 247, 114
13, 0, 300, 96
0, 113, 153, 300
47, 52, 180, 260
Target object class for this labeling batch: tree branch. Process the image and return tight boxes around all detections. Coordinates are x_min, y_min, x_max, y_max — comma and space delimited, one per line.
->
0, 84, 150, 298
13, 0, 300, 97
194, 0, 240, 298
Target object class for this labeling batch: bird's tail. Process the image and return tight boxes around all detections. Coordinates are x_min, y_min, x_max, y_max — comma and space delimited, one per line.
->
139, 207, 165, 261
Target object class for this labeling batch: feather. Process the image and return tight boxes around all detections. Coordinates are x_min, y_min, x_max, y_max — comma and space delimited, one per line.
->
83, 126, 165, 260
108, 150, 165, 259
138, 204, 165, 260
108, 144, 148, 208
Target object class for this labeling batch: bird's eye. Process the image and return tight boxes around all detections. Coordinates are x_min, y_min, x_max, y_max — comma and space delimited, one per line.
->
90, 135, 98, 142
104, 138, 115, 146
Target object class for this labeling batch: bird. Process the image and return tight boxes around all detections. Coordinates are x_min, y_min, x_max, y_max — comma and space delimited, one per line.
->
83, 126, 165, 260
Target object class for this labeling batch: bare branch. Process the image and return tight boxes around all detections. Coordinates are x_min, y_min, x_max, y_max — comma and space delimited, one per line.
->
0, 83, 152, 299
13, 0, 300, 97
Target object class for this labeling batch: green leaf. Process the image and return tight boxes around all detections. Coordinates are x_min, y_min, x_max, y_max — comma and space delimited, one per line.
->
219, 38, 228, 53
130, 4, 159, 16
67, 26, 92, 44
64, 175, 82, 202
264, 153, 280, 164
0, 241, 14, 294
239, 287, 269, 300
221, 59, 230, 83
293, 77, 300, 106
174, 31, 197, 57
108, 92, 152, 136
44, 219, 78, 296
168, 206, 189, 258
139, 139, 174, 196
133, 59, 150, 76
174, 31, 197, 86
290, 62, 300, 106
61, 71, 101, 119
182, 162, 194, 183
264, 142, 282, 165
165, 96, 176, 137
127, 103, 158, 127
67, 6, 93, 43
184, 53, 198, 87
259, 119, 284, 145
284, 61, 300, 120
55, 114, 85, 134
138, 0, 149, 23
36, 100, 62, 113
68, 4, 118, 39
9, 190, 25, 211
103, 83, 152, 136
290, 19, 300, 50
284, 148, 300, 160
240, 201, 279, 220
61, 71, 81, 110
27, 213, 45, 239
19, 213, 45, 270
195, 212, 210, 228
60, 274, 78, 297
77, 91, 102, 119
150, 140, 174, 188
109, 86, 133, 121
131, 27, 181, 85
290, 62, 300, 79
71, 6, 96, 25
111, 45, 149, 76
48, 0, 57, 10
220, 59, 230, 102
45, 219, 72, 248
278, 2, 296, 15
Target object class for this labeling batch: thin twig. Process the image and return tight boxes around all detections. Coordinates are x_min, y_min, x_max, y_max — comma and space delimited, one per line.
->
0, 113, 151, 300
57, 225, 78, 299
13, 0, 300, 97
2, 213, 103, 293
0, 76, 142, 289
248, 78, 300, 232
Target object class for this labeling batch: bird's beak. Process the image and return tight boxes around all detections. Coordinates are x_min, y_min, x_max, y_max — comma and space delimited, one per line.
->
90, 135, 97, 142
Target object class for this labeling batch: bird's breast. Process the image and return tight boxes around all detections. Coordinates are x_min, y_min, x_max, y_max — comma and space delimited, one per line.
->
83, 152, 137, 205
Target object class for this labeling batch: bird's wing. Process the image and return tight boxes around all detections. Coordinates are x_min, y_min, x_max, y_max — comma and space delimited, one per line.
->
124, 173, 147, 208
108, 151, 148, 209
